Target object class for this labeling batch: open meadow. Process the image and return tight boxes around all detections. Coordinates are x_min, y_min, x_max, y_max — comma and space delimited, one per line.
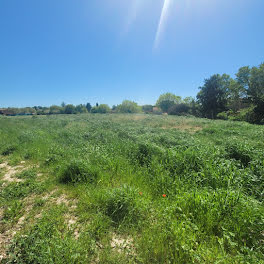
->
0, 114, 263, 263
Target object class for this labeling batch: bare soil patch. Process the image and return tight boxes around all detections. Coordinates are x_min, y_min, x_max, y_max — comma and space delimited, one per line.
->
111, 233, 135, 255
0, 161, 27, 183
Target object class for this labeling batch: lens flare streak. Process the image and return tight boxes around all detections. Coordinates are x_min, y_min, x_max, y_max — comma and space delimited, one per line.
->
154, 0, 173, 49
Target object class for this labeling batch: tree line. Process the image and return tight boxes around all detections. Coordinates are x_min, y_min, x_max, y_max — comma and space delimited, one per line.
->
196, 62, 264, 123
1, 63, 263, 124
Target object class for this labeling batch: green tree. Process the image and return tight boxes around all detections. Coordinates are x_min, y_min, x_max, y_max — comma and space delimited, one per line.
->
49, 105, 63, 115
64, 104, 76, 114
86, 103, 92, 112
183, 96, 193, 105
116, 100, 140, 113
156, 93, 182, 113
248, 63, 264, 122
248, 63, 264, 102
91, 104, 111, 114
76, 104, 88, 114
197, 74, 229, 119
236, 66, 251, 91
227, 79, 245, 112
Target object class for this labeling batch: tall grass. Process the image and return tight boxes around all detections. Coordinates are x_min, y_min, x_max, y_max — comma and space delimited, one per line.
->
0, 114, 263, 263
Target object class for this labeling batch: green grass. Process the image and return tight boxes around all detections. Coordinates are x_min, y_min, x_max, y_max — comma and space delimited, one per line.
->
0, 114, 263, 263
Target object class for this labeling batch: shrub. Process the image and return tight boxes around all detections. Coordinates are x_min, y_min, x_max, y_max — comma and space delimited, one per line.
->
59, 160, 99, 184
228, 107, 255, 122
217, 111, 228, 120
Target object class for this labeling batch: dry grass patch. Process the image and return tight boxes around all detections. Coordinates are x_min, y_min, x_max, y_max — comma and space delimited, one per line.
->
110, 233, 135, 256
0, 162, 25, 183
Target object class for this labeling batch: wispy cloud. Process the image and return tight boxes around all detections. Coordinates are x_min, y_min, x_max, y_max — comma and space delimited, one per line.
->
154, 0, 173, 50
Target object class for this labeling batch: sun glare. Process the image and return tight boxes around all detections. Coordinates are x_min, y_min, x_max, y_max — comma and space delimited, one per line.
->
154, 0, 173, 50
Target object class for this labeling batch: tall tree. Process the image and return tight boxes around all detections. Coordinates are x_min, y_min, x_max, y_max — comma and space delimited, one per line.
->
91, 104, 111, 114
156, 93, 182, 113
227, 79, 245, 112
86, 103, 92, 112
236, 66, 251, 91
116, 100, 140, 113
64, 104, 76, 114
248, 63, 264, 122
248, 63, 264, 102
76, 104, 88, 113
49, 105, 63, 115
197, 74, 229, 119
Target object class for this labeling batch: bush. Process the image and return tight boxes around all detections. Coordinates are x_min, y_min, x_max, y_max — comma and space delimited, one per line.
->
59, 160, 99, 184
217, 111, 228, 120
228, 107, 255, 122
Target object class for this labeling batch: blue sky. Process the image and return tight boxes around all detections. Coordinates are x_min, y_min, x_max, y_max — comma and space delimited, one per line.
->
0, 0, 263, 107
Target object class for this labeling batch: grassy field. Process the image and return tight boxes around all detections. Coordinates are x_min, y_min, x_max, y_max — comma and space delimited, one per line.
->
0, 114, 263, 263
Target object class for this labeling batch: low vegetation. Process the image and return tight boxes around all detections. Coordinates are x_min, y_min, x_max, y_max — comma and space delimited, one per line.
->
0, 114, 263, 263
